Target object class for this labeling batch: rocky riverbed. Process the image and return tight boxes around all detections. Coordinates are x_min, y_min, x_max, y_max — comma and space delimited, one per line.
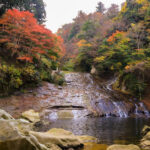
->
0, 108, 150, 150
0, 72, 150, 150
0, 72, 149, 119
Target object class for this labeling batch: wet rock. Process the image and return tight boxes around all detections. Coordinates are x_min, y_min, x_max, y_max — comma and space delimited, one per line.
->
77, 135, 98, 143
140, 129, 150, 150
0, 119, 47, 150
0, 109, 14, 120
107, 144, 140, 150
18, 118, 31, 124
57, 111, 74, 118
90, 65, 97, 75
142, 125, 150, 136
140, 140, 150, 150
22, 109, 40, 123
30, 128, 83, 149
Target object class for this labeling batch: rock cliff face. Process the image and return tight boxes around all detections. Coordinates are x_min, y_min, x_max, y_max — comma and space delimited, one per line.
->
0, 73, 149, 119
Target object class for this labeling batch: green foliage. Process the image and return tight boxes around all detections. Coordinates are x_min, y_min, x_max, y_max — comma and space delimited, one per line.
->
68, 24, 80, 40
77, 21, 96, 40
51, 72, 65, 86
22, 66, 40, 84
74, 46, 93, 72
62, 60, 75, 71
118, 72, 147, 98
59, 0, 150, 97
0, 65, 39, 96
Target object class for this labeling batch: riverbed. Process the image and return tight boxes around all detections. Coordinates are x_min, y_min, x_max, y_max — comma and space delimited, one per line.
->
0, 72, 150, 146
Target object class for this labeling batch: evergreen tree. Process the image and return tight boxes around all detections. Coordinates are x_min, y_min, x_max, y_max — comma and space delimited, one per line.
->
96, 2, 105, 14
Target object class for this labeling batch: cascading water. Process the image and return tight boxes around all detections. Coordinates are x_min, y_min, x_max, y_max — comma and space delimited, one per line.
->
113, 102, 128, 118
89, 74, 150, 118
134, 104, 139, 115
133, 103, 150, 117
139, 102, 150, 116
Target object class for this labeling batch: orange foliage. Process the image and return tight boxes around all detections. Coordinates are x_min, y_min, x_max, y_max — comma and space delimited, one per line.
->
0, 9, 65, 63
107, 30, 125, 42
17, 56, 33, 63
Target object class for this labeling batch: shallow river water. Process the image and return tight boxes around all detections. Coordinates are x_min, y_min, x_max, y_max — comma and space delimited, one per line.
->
44, 117, 150, 145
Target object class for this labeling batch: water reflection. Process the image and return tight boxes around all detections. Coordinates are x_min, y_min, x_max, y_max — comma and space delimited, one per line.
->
48, 117, 150, 145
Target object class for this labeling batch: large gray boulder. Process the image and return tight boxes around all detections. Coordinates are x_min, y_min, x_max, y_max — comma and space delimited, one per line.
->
107, 144, 140, 150
0, 119, 47, 150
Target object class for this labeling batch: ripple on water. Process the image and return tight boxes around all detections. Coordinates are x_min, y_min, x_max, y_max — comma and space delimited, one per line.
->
46, 117, 150, 145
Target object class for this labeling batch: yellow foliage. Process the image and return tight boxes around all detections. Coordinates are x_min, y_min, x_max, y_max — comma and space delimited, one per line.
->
111, 65, 114, 70
77, 40, 92, 47
136, 0, 147, 4
121, 2, 127, 13
94, 56, 106, 62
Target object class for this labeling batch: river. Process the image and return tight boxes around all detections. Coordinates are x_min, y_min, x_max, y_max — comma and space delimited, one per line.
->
0, 72, 150, 145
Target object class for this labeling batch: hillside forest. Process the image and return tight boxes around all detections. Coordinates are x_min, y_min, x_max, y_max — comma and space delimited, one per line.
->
58, 0, 150, 98
0, 0, 65, 96
0, 0, 150, 99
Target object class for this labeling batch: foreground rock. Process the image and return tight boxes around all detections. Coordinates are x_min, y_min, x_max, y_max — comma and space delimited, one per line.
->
0, 119, 47, 150
77, 135, 98, 143
140, 125, 150, 150
0, 109, 14, 120
30, 128, 83, 149
0, 109, 92, 150
107, 144, 140, 150
22, 109, 40, 123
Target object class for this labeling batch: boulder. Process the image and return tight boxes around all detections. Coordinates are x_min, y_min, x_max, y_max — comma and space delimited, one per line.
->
107, 144, 140, 150
30, 128, 83, 149
22, 109, 40, 123
142, 125, 150, 136
77, 135, 98, 143
140, 140, 150, 150
0, 109, 14, 120
140, 129, 150, 150
90, 65, 97, 74
0, 119, 47, 150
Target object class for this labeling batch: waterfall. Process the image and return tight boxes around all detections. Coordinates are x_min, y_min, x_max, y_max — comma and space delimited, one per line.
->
134, 102, 150, 117
139, 102, 149, 116
134, 104, 139, 115
113, 102, 128, 118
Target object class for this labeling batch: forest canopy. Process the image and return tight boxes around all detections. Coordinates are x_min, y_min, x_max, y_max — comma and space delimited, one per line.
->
0, 8, 65, 96
58, 0, 150, 97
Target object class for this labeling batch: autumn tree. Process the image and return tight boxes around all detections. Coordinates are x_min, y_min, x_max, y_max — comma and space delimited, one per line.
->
0, 9, 65, 92
0, 0, 46, 23
106, 4, 119, 19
